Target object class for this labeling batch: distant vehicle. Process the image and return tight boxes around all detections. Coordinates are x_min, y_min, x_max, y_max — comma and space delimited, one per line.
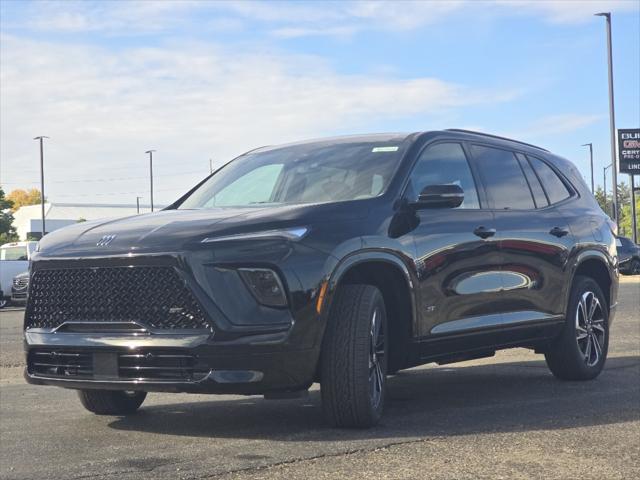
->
0, 241, 37, 308
11, 271, 29, 305
23, 130, 618, 427
617, 236, 640, 275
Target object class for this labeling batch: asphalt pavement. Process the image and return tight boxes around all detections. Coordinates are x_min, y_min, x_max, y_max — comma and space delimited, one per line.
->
1, 277, 638, 480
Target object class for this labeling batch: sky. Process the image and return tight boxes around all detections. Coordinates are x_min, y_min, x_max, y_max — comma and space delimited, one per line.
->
1, 0, 639, 206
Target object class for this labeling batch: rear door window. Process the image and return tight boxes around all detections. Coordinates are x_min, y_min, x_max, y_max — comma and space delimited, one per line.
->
527, 156, 571, 205
470, 145, 535, 210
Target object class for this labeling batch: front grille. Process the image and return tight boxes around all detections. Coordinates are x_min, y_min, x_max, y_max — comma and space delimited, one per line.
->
29, 350, 93, 379
13, 277, 28, 289
28, 348, 208, 382
25, 266, 211, 331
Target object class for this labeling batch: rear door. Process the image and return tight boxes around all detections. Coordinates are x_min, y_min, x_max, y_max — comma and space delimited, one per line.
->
469, 144, 573, 332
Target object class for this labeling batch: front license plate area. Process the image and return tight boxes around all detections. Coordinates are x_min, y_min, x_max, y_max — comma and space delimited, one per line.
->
93, 352, 118, 379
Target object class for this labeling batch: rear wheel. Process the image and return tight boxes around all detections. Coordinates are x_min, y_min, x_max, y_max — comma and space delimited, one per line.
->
320, 284, 387, 428
78, 390, 147, 415
545, 276, 609, 380
631, 259, 640, 275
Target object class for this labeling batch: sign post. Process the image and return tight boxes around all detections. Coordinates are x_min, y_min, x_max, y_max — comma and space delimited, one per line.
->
618, 128, 640, 243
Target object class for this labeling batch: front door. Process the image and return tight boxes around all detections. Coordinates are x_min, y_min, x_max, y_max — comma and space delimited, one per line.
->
405, 142, 504, 358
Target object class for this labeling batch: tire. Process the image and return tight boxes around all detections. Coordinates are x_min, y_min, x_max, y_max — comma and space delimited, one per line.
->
0, 298, 8, 309
78, 390, 147, 415
631, 259, 640, 275
545, 276, 609, 381
320, 284, 387, 428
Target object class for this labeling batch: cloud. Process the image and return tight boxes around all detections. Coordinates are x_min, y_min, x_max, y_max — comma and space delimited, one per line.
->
10, 1, 638, 37
0, 34, 518, 203
512, 113, 603, 139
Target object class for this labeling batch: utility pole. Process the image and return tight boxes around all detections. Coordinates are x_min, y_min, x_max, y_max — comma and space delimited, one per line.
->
210, 158, 213, 174
582, 143, 595, 193
631, 175, 637, 243
604, 163, 612, 216
145, 150, 156, 212
136, 196, 141, 214
596, 12, 619, 228
33, 136, 49, 238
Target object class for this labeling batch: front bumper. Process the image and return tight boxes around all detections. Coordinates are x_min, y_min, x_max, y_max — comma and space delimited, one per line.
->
24, 329, 319, 394
23, 245, 333, 395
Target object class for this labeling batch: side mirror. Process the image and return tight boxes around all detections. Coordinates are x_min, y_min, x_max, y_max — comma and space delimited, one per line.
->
414, 184, 464, 209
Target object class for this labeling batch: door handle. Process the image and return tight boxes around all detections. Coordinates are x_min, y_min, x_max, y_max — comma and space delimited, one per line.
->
549, 226, 569, 238
473, 226, 496, 239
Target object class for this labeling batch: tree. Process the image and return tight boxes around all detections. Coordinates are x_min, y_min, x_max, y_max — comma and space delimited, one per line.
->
0, 187, 19, 244
6, 188, 42, 212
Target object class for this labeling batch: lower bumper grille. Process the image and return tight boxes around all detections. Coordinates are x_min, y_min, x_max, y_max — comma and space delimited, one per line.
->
29, 350, 93, 379
28, 348, 208, 383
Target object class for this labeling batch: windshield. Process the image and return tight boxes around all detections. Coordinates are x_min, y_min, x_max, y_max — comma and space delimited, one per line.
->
0, 246, 28, 261
179, 140, 405, 209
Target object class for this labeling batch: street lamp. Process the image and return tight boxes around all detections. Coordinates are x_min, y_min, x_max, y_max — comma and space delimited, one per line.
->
582, 143, 595, 194
604, 163, 612, 217
145, 150, 156, 212
136, 196, 142, 214
33, 136, 49, 238
595, 12, 619, 229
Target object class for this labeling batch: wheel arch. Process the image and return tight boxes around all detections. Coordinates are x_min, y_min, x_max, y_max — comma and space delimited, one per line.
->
570, 251, 614, 311
322, 251, 418, 372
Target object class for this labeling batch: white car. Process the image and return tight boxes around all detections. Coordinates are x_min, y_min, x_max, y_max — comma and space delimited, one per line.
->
0, 241, 37, 308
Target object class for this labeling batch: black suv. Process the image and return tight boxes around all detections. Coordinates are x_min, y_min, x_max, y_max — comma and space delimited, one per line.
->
617, 236, 640, 275
24, 130, 618, 427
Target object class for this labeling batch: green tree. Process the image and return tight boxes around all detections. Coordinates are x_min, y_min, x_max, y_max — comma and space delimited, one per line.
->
0, 187, 19, 244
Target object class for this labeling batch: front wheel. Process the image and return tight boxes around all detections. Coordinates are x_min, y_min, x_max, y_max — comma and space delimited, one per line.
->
78, 390, 147, 415
0, 298, 9, 309
545, 276, 609, 380
320, 284, 387, 428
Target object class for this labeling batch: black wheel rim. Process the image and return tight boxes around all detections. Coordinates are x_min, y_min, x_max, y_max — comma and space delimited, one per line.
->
369, 308, 385, 409
575, 291, 606, 367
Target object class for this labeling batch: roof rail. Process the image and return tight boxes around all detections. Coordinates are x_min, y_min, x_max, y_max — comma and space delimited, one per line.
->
444, 129, 549, 152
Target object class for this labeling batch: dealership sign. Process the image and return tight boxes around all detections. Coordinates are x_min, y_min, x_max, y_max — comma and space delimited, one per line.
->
618, 128, 640, 174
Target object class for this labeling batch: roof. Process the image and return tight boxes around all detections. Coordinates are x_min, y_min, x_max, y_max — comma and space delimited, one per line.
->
12, 202, 162, 222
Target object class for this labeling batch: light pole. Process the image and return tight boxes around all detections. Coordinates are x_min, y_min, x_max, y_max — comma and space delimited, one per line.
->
33, 136, 49, 238
595, 12, 618, 228
145, 150, 156, 212
582, 143, 595, 194
209, 158, 213, 174
604, 163, 612, 217
136, 196, 142, 214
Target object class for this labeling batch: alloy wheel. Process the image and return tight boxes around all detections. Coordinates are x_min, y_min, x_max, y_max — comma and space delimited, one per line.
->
369, 309, 385, 409
575, 291, 606, 367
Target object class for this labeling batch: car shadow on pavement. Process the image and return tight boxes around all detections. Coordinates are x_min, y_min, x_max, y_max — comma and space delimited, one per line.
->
108, 355, 640, 441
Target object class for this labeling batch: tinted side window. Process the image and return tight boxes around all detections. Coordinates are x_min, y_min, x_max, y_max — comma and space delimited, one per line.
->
516, 153, 548, 208
528, 156, 571, 205
470, 145, 535, 209
408, 143, 480, 209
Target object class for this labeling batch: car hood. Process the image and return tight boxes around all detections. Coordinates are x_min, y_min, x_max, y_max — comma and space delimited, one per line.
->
36, 203, 368, 256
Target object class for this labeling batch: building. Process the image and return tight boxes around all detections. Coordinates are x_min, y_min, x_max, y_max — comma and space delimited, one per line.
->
12, 202, 159, 240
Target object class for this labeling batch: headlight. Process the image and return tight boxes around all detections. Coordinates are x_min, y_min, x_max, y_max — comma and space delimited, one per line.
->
238, 268, 288, 308
201, 227, 308, 244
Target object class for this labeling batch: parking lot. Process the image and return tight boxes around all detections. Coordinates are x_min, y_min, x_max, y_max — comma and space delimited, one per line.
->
1, 277, 638, 480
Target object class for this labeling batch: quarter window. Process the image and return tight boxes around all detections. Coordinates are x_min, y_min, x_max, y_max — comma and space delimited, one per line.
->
527, 156, 571, 205
470, 145, 535, 210
516, 153, 548, 208
408, 143, 480, 209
